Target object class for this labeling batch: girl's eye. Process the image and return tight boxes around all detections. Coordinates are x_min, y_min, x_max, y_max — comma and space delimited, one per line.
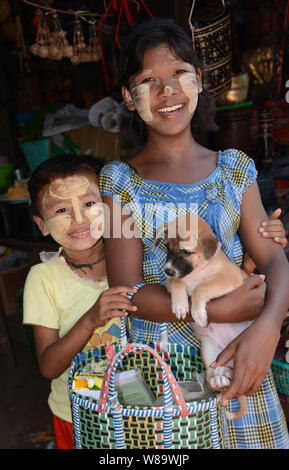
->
174, 69, 187, 76
84, 201, 96, 207
142, 77, 154, 84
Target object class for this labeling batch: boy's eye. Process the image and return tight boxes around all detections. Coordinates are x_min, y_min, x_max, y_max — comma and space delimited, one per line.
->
84, 201, 96, 207
56, 207, 68, 214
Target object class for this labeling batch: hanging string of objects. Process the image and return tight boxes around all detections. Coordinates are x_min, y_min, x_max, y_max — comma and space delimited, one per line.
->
22, 0, 154, 87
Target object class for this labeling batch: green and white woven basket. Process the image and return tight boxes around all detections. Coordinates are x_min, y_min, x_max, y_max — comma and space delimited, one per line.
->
68, 320, 225, 449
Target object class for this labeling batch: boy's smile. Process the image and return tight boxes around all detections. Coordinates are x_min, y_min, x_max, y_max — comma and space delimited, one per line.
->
35, 173, 104, 251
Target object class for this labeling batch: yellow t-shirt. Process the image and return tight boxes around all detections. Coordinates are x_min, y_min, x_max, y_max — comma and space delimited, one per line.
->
23, 250, 121, 423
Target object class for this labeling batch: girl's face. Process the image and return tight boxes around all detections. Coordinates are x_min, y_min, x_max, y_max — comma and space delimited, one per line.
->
34, 173, 104, 252
123, 43, 202, 137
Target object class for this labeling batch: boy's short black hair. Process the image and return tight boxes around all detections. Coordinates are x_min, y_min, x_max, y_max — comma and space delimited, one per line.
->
28, 154, 105, 218
119, 17, 217, 147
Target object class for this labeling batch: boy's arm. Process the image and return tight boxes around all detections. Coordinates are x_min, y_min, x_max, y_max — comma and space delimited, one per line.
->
212, 181, 289, 403
33, 286, 137, 379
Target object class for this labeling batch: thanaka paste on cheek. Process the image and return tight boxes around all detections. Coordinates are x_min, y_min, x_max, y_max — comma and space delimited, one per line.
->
178, 71, 199, 113
131, 83, 153, 122
44, 214, 72, 245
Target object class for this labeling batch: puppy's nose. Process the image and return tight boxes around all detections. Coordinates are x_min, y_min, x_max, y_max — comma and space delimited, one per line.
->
165, 267, 176, 277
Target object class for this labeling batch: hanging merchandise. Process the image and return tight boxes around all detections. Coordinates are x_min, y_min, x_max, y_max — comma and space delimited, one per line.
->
71, 16, 86, 64
87, 21, 101, 63
188, 0, 232, 97
23, 0, 153, 88
30, 9, 50, 58
49, 11, 73, 60
242, 46, 282, 87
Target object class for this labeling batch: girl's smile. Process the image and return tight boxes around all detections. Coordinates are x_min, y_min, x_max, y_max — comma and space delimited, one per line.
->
125, 43, 202, 135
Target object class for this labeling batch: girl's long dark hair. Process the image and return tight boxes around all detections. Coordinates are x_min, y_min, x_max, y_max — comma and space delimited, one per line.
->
119, 18, 218, 148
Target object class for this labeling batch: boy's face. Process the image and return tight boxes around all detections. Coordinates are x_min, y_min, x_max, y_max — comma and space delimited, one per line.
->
34, 172, 104, 251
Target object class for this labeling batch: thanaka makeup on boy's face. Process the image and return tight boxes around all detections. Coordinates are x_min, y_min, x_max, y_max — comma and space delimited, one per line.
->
40, 175, 104, 244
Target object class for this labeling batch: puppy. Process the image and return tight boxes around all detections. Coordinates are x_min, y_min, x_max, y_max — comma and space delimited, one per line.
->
155, 213, 263, 420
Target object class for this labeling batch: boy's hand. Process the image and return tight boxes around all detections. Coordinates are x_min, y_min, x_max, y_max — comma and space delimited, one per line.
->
242, 208, 287, 275
259, 208, 287, 248
91, 286, 137, 328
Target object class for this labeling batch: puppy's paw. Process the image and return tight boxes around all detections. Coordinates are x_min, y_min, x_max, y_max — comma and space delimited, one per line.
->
209, 366, 232, 390
172, 299, 189, 320
191, 305, 208, 328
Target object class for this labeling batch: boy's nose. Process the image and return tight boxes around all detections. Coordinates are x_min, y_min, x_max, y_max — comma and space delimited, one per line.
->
71, 199, 87, 224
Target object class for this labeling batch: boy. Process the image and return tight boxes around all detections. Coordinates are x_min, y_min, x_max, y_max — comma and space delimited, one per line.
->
23, 155, 137, 449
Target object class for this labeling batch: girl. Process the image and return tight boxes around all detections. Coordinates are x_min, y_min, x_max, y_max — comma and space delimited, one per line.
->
99, 19, 289, 448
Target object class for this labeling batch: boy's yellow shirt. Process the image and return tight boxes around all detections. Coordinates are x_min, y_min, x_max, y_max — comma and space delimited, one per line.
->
23, 248, 121, 423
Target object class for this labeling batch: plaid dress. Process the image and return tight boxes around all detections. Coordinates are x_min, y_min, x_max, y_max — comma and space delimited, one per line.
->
99, 149, 289, 449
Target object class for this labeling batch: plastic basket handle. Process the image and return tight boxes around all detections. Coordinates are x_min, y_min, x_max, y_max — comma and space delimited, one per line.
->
97, 343, 189, 417
120, 316, 169, 350
188, 0, 226, 29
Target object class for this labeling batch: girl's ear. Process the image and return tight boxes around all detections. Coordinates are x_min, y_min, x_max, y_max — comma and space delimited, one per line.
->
196, 67, 203, 94
121, 86, 136, 111
33, 215, 49, 236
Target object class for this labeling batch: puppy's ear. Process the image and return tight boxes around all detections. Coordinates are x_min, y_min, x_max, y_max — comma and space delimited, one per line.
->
199, 236, 221, 260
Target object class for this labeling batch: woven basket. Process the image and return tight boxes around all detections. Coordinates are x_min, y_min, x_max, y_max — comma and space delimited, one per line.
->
68, 333, 225, 449
271, 358, 289, 396
189, 0, 232, 97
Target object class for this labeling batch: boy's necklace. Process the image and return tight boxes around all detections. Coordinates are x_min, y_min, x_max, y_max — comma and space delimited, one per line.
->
63, 238, 105, 274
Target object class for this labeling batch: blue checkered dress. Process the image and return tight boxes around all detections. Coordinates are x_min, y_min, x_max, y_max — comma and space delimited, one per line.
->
99, 149, 289, 449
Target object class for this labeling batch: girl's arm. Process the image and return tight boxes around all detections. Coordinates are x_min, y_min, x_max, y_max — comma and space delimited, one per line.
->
34, 286, 137, 379
103, 195, 266, 324
211, 181, 289, 403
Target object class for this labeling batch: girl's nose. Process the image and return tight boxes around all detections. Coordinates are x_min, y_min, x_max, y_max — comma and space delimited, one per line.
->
158, 80, 178, 98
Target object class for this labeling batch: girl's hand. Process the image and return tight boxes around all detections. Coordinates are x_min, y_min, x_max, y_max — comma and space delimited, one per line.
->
259, 208, 287, 248
89, 286, 138, 329
210, 317, 280, 404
